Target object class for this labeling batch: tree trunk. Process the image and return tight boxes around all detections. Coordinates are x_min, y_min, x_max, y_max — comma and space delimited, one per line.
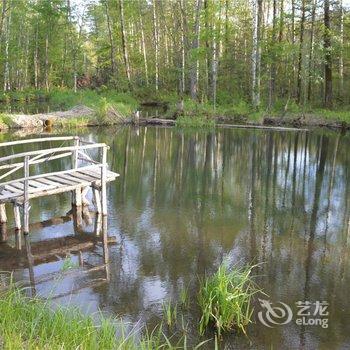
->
119, 0, 131, 87
0, 0, 7, 41
105, 0, 117, 81
190, 0, 202, 100
204, 0, 211, 100
139, 1, 148, 85
339, 0, 344, 99
212, 16, 218, 107
45, 33, 49, 91
307, 0, 316, 101
179, 0, 186, 95
324, 0, 332, 108
268, 0, 277, 110
3, 0, 10, 91
252, 0, 262, 109
34, 18, 39, 89
296, 0, 306, 104
152, 0, 159, 91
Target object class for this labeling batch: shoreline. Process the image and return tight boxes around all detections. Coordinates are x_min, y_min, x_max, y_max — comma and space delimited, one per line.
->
0, 106, 349, 133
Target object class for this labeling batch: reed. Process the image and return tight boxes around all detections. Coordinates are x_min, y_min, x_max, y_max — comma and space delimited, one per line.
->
162, 300, 178, 328
198, 264, 259, 336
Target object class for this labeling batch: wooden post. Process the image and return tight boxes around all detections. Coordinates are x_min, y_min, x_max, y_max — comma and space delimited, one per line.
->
81, 186, 90, 206
23, 155, 30, 235
14, 203, 21, 231
101, 146, 108, 216
72, 206, 83, 233
71, 137, 81, 206
95, 213, 102, 236
82, 205, 92, 225
0, 204, 7, 223
15, 229, 22, 250
0, 223, 7, 242
101, 215, 110, 281
93, 187, 102, 213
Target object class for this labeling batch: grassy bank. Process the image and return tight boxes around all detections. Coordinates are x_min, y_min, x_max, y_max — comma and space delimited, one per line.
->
0, 89, 139, 130
169, 98, 350, 128
0, 284, 207, 349
0, 89, 349, 130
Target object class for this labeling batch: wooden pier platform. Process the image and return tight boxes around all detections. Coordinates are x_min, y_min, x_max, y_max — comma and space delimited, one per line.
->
0, 136, 119, 234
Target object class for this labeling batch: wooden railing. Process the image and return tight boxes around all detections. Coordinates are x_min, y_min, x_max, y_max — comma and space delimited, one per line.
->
0, 136, 108, 184
0, 136, 112, 235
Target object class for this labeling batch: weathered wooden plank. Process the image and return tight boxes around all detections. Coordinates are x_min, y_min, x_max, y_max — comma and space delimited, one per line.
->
0, 136, 77, 148
48, 175, 80, 186
4, 185, 23, 195
0, 164, 102, 187
69, 172, 98, 182
0, 143, 108, 163
34, 178, 59, 187
57, 173, 90, 186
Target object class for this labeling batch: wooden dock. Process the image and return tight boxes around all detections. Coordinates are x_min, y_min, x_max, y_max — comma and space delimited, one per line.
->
0, 136, 119, 235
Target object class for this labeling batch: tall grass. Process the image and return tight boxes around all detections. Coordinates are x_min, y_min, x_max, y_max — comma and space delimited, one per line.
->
198, 264, 259, 337
162, 300, 178, 328
0, 284, 207, 349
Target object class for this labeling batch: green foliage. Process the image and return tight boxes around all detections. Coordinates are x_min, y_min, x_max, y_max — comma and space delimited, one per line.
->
198, 264, 259, 337
0, 283, 208, 349
162, 300, 178, 328
57, 117, 91, 128
61, 256, 78, 271
0, 114, 13, 128
175, 115, 216, 128
180, 286, 190, 309
313, 109, 350, 123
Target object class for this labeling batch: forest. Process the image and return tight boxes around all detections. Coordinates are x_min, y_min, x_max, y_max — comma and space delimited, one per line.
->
0, 0, 348, 114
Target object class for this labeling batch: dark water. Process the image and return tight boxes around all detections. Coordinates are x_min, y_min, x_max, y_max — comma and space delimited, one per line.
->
0, 126, 349, 349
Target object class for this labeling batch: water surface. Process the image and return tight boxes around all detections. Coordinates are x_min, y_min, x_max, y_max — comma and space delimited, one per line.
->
0, 126, 349, 349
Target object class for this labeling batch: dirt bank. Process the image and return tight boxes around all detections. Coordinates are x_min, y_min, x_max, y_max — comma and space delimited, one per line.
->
262, 114, 350, 131
0, 105, 95, 130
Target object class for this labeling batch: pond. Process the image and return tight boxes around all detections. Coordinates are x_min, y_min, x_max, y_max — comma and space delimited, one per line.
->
0, 126, 349, 349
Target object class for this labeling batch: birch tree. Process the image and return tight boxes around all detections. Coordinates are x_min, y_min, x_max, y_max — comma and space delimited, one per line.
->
190, 0, 202, 100
252, 0, 262, 109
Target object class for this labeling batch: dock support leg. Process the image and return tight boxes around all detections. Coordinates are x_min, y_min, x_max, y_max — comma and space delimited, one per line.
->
0, 223, 7, 242
23, 156, 30, 235
72, 188, 82, 207
81, 186, 90, 206
0, 204, 7, 224
71, 137, 82, 207
72, 206, 83, 233
14, 203, 22, 231
101, 146, 108, 216
93, 188, 102, 213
